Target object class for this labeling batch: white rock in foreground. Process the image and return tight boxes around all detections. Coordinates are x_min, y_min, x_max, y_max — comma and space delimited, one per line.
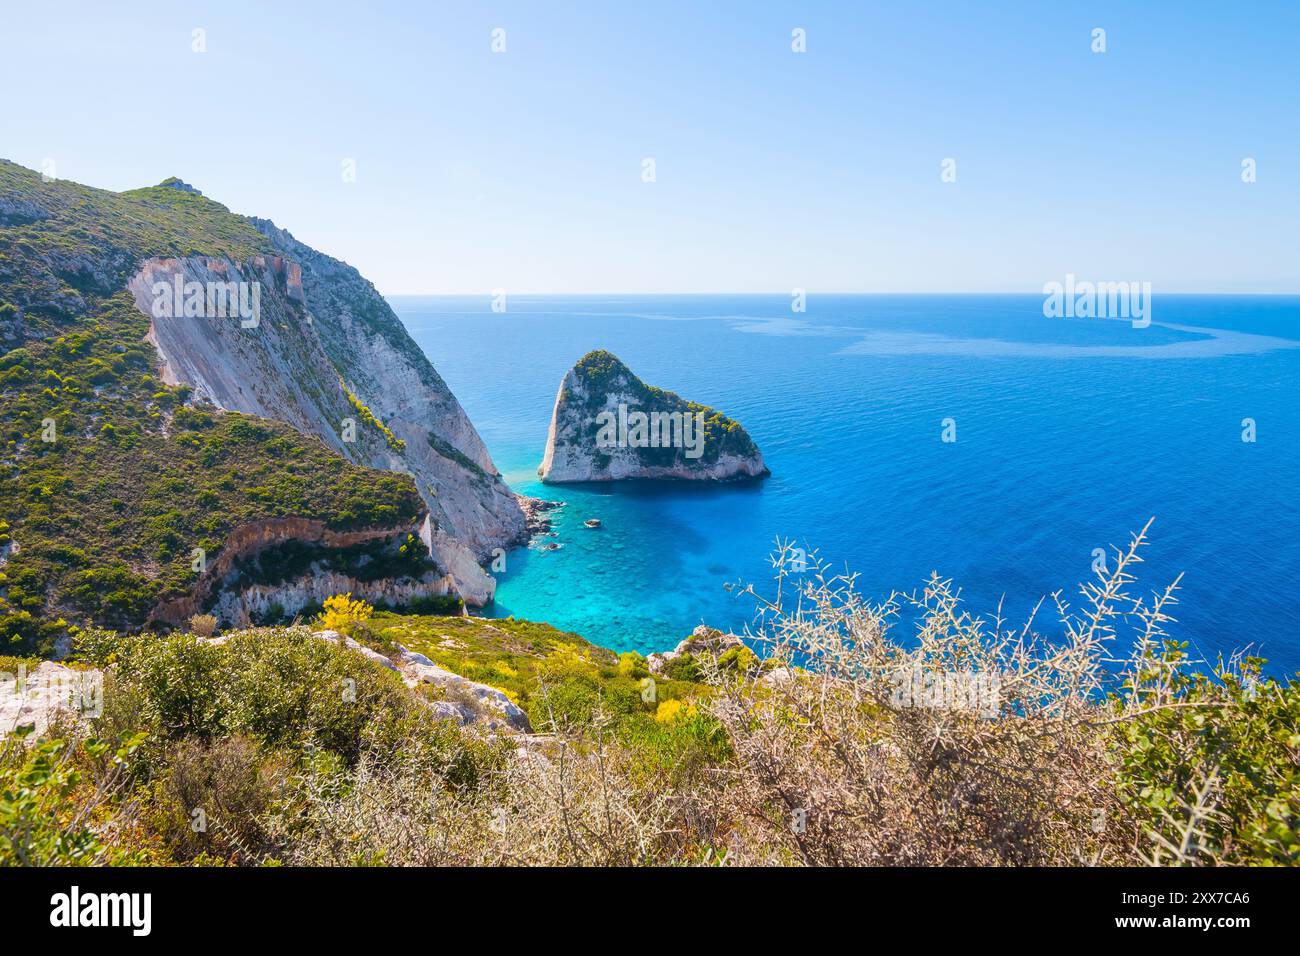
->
309, 630, 530, 732
0, 662, 102, 738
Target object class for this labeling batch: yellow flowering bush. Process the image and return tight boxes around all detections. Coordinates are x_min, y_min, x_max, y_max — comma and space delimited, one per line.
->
318, 593, 373, 637
654, 699, 697, 724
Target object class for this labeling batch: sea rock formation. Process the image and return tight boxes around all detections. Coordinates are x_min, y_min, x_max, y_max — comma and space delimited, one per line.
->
538, 350, 768, 482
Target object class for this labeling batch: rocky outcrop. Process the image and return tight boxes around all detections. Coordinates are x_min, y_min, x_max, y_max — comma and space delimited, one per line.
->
211, 568, 456, 629
127, 217, 530, 605
0, 194, 49, 228
520, 497, 564, 537
310, 630, 530, 732
0, 661, 101, 737
647, 624, 747, 676
401, 657, 531, 732
539, 350, 768, 483
148, 516, 418, 626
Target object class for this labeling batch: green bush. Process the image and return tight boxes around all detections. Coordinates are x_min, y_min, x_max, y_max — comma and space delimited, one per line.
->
717, 645, 759, 674
143, 735, 286, 863
1115, 650, 1300, 865
79, 627, 427, 764
663, 653, 702, 682
528, 672, 645, 732
0, 729, 148, 866
617, 651, 650, 680
406, 594, 464, 616
619, 709, 732, 786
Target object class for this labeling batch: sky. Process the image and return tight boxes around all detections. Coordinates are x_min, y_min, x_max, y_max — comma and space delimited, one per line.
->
3, 0, 1298, 294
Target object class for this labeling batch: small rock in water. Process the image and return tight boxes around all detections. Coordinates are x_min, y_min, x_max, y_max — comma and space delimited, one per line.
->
584, 518, 602, 528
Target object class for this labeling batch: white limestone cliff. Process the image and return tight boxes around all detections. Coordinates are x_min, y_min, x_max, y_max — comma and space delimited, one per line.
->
127, 222, 528, 607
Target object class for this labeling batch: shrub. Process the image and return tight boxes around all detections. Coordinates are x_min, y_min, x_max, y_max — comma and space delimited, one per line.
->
1114, 654, 1300, 865
528, 671, 645, 733
80, 626, 425, 764
406, 594, 464, 616
0, 728, 148, 866
717, 645, 759, 674
698, 525, 1300, 866
654, 699, 695, 723
617, 651, 650, 680
663, 653, 702, 682
317, 593, 373, 637
189, 613, 218, 638
143, 735, 286, 864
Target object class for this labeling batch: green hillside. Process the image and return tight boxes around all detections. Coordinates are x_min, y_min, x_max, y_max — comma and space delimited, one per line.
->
0, 161, 424, 654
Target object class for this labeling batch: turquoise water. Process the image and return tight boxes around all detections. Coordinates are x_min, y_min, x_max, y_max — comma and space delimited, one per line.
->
393, 295, 1300, 674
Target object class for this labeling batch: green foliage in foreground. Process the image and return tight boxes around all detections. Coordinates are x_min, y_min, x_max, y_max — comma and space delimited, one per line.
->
0, 620, 724, 865
1114, 647, 1300, 865
365, 613, 707, 731
0, 626, 510, 865
0, 618, 1295, 867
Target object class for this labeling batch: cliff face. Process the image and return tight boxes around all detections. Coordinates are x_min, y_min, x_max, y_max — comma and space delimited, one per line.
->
539, 350, 768, 483
0, 161, 519, 652
146, 516, 445, 626
126, 227, 526, 604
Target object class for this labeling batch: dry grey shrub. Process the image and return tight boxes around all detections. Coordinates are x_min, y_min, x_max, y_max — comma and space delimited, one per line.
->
704, 520, 1203, 865
188, 614, 218, 638
268, 714, 680, 866
265, 751, 492, 865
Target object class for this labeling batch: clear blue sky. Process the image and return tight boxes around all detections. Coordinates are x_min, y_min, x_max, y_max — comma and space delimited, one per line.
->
4, 1, 1297, 293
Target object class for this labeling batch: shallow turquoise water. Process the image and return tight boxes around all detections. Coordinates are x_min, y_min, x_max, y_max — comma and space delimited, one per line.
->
393, 294, 1300, 674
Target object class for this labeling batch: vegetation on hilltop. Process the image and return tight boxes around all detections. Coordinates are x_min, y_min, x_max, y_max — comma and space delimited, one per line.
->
361, 612, 707, 732
0, 161, 272, 331
0, 613, 720, 865
0, 292, 423, 652
0, 161, 427, 653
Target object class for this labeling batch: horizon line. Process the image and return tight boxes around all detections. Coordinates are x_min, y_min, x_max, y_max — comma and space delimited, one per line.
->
383, 290, 1300, 298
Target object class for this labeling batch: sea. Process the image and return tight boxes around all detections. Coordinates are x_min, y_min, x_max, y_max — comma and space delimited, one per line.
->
391, 294, 1300, 676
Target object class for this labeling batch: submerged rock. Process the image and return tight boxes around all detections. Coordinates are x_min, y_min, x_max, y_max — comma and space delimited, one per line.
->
538, 350, 769, 483
521, 496, 564, 537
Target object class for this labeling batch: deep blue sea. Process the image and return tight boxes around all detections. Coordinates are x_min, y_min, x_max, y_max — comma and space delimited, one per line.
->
391, 294, 1300, 676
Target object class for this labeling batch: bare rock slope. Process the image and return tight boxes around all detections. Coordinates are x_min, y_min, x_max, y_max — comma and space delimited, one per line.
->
125, 200, 527, 605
